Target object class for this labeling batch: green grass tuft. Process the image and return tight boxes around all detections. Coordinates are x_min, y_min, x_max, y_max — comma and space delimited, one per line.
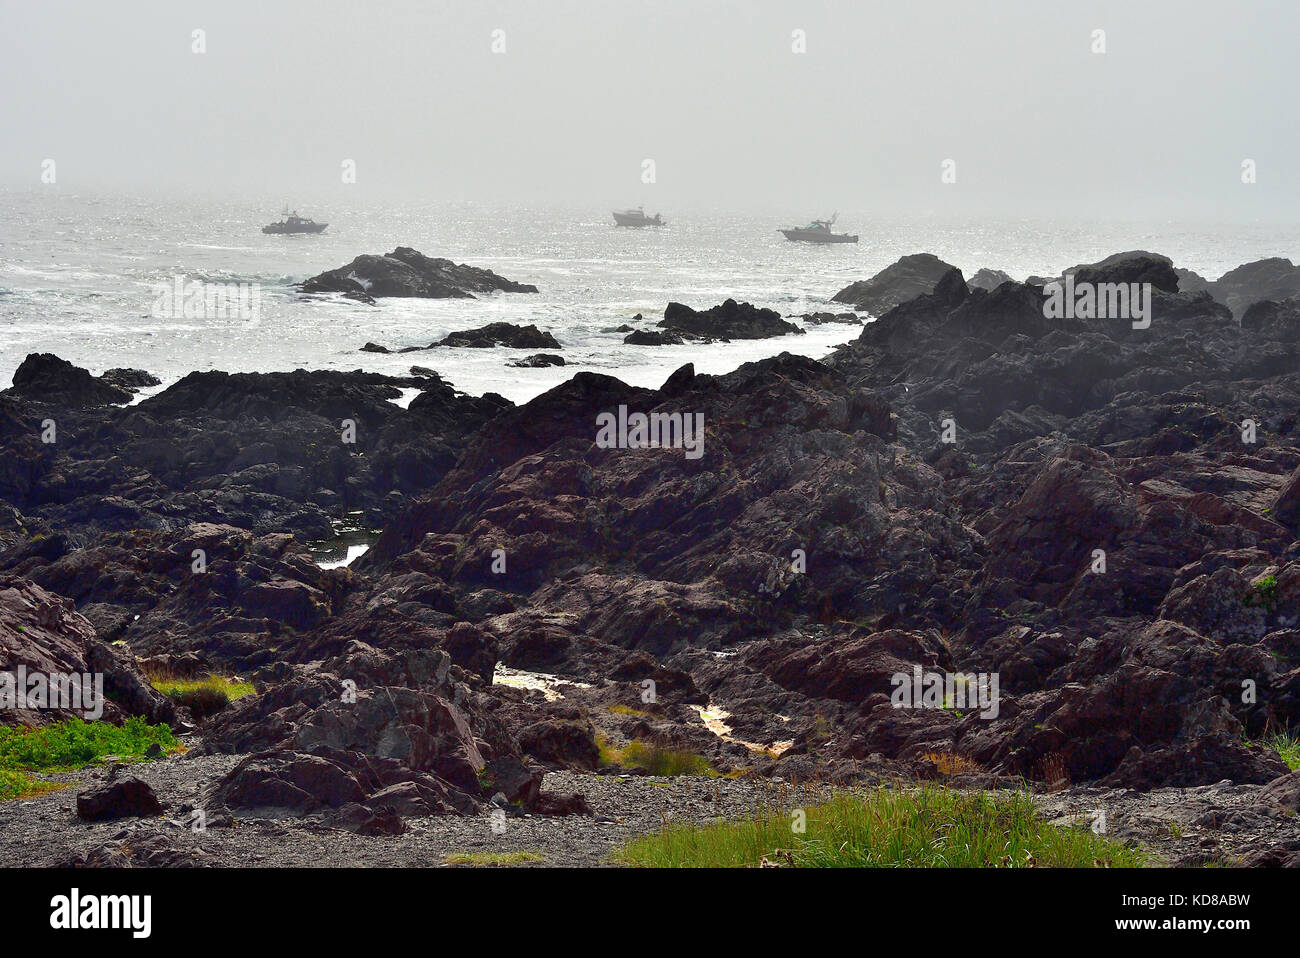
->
0, 717, 179, 801
616, 786, 1147, 868
598, 735, 716, 777
1265, 729, 1300, 771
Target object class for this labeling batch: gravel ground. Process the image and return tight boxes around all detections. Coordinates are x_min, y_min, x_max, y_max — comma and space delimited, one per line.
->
0, 746, 799, 867
2, 744, 1294, 867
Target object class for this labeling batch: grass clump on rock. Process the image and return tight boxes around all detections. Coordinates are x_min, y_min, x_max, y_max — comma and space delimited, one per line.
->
149, 674, 254, 720
598, 735, 716, 776
616, 786, 1147, 868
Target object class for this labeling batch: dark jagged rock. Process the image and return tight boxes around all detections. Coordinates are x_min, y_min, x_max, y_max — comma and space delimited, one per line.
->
300, 247, 538, 300
1241, 297, 1300, 338
1176, 268, 1213, 294
1210, 257, 1300, 319
1272, 463, 1300, 529
624, 329, 684, 345
436, 323, 561, 349
0, 360, 511, 541
517, 720, 600, 770
831, 253, 964, 315
7, 247, 1300, 835
0, 575, 176, 727
1069, 251, 1180, 293
5, 353, 131, 407
77, 776, 164, 821
796, 311, 863, 326
99, 368, 161, 390
55, 832, 205, 868
967, 268, 1013, 292
659, 299, 803, 340
508, 353, 566, 368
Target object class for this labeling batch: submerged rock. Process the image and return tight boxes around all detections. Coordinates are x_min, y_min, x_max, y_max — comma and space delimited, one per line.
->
796, 311, 863, 326
508, 353, 566, 368
624, 329, 683, 345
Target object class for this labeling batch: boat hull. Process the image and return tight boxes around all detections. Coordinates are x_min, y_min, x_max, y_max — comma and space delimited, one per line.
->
780, 229, 858, 244
263, 223, 328, 234
613, 213, 663, 227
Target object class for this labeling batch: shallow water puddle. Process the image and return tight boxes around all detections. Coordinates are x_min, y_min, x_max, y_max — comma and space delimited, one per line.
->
387, 387, 423, 409
492, 664, 593, 702
690, 703, 794, 756
316, 543, 370, 569
309, 515, 379, 569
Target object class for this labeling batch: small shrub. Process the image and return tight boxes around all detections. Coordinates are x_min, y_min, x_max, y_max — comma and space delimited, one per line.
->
924, 751, 985, 776
1253, 575, 1279, 605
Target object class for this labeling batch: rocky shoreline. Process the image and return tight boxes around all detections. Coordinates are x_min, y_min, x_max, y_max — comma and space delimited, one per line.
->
4, 249, 1300, 867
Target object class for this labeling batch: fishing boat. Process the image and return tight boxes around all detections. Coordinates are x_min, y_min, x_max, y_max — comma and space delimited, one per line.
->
613, 207, 665, 227
779, 214, 857, 244
262, 209, 328, 234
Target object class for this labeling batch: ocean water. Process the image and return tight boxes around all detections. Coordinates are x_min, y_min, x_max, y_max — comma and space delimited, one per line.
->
2, 190, 1297, 404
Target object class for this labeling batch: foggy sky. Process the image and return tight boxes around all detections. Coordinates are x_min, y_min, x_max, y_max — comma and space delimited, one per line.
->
1, 0, 1296, 219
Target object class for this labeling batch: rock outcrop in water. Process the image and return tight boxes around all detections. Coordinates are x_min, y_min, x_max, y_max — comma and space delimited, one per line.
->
361, 323, 561, 353
508, 353, 566, 368
831, 253, 962, 315
300, 247, 538, 302
624, 329, 684, 346
658, 299, 804, 340
4, 354, 132, 408
436, 323, 561, 349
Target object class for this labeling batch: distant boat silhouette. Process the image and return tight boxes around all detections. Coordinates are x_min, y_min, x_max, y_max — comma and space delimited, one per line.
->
613, 207, 665, 227
262, 209, 327, 234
